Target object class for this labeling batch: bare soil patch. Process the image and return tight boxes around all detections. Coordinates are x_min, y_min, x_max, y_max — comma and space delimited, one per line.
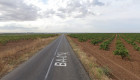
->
70, 37, 140, 80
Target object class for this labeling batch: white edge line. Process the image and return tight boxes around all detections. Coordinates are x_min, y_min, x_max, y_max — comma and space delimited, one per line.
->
44, 35, 63, 80
44, 58, 55, 79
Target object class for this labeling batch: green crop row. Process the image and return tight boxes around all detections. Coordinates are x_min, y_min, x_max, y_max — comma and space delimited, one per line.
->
120, 33, 140, 43
120, 34, 140, 51
0, 34, 57, 45
69, 33, 114, 42
113, 36, 129, 59
91, 38, 104, 45
100, 35, 115, 50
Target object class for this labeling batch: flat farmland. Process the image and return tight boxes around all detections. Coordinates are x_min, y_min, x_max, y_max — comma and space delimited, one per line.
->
68, 33, 140, 80
0, 33, 58, 78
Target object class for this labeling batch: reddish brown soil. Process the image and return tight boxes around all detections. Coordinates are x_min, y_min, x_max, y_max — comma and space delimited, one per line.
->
71, 37, 140, 80
135, 41, 140, 47
120, 38, 140, 76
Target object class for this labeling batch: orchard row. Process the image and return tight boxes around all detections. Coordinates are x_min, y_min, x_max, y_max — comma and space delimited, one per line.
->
69, 33, 140, 59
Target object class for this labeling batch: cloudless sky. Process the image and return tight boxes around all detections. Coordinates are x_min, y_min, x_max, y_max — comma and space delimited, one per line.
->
0, 0, 140, 33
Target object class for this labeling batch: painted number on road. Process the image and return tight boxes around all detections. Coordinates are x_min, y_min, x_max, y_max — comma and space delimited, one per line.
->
54, 52, 68, 67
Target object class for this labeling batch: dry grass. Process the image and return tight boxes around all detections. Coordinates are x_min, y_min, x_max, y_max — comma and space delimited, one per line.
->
0, 37, 57, 78
67, 36, 111, 80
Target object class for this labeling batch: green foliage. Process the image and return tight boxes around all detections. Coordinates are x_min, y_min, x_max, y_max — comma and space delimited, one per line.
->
100, 35, 115, 50
79, 37, 88, 42
100, 41, 110, 50
0, 33, 57, 45
69, 33, 114, 45
113, 39, 129, 59
91, 39, 103, 45
120, 33, 140, 51
100, 67, 110, 76
134, 45, 140, 51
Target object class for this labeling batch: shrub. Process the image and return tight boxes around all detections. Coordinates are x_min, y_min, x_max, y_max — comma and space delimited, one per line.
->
100, 35, 115, 50
91, 38, 104, 45
100, 41, 109, 50
134, 45, 140, 51
113, 40, 129, 59
78, 37, 88, 42
114, 48, 129, 59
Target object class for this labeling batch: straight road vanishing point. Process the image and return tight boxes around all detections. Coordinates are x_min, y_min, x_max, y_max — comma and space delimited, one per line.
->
1, 34, 90, 80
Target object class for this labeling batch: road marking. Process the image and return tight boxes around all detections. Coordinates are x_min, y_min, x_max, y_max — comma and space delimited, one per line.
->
44, 36, 63, 80
54, 52, 68, 67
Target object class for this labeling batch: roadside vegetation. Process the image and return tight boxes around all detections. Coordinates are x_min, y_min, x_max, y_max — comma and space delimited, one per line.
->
0, 33, 57, 78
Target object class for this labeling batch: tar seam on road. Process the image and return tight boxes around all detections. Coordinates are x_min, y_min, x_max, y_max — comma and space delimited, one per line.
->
44, 35, 63, 80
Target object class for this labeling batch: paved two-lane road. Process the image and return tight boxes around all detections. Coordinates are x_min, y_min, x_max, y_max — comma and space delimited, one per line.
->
1, 34, 90, 80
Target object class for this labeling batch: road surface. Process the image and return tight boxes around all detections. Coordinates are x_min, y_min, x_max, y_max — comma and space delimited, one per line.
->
1, 34, 90, 80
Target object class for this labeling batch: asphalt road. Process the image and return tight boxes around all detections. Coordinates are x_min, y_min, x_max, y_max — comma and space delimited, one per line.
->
1, 34, 90, 80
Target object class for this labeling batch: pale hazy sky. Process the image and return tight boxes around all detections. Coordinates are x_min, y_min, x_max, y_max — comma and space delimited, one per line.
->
0, 0, 140, 33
